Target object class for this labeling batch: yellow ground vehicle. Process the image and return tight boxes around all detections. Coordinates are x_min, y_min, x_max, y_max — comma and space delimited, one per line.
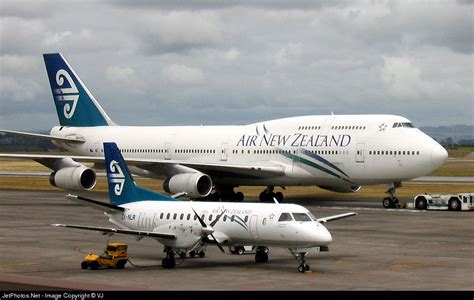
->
81, 242, 128, 270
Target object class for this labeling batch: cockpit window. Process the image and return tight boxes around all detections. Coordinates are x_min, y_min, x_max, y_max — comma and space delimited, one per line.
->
392, 122, 414, 128
292, 213, 312, 222
278, 213, 293, 222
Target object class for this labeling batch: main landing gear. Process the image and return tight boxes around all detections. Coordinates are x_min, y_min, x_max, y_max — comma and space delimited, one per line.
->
202, 186, 244, 202
382, 181, 402, 208
254, 246, 269, 263
189, 244, 207, 258
289, 249, 310, 273
259, 186, 284, 203
162, 246, 176, 269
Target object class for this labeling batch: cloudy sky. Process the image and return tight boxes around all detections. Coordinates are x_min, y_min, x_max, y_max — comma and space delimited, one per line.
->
0, 0, 472, 131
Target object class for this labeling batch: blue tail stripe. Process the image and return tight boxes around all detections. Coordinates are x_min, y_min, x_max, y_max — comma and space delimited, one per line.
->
43, 53, 112, 127
103, 142, 174, 205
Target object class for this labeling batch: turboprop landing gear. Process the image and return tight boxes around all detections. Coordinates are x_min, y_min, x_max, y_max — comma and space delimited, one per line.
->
259, 186, 284, 203
382, 181, 401, 208
189, 243, 207, 258
289, 249, 310, 273
162, 246, 176, 269
254, 246, 269, 263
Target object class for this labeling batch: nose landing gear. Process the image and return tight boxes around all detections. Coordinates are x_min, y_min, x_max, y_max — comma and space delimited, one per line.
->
383, 181, 401, 208
289, 249, 311, 273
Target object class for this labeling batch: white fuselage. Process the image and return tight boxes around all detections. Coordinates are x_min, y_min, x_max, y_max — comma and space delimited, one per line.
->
51, 114, 447, 190
109, 201, 332, 250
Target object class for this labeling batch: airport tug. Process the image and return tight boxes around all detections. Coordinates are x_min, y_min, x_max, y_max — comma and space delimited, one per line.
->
81, 242, 128, 270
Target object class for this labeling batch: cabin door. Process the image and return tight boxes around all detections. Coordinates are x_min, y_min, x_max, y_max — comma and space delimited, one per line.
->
356, 143, 365, 163
249, 215, 259, 239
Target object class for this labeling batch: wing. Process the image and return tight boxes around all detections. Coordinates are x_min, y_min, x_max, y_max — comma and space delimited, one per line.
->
52, 224, 176, 240
0, 153, 285, 179
65, 194, 125, 213
316, 212, 358, 223
0, 130, 84, 144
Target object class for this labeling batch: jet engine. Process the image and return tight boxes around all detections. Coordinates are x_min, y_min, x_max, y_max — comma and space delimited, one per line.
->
49, 166, 97, 191
318, 185, 361, 193
163, 173, 213, 198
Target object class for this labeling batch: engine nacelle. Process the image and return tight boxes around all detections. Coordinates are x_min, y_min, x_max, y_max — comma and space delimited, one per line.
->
49, 166, 97, 191
163, 173, 213, 198
318, 185, 361, 193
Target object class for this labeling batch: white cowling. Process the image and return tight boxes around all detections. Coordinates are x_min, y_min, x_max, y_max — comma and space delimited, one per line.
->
163, 173, 213, 198
49, 166, 97, 191
318, 185, 361, 193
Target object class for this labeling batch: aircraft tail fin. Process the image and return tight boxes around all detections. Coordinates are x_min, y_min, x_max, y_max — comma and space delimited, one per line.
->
43, 53, 115, 127
103, 142, 175, 205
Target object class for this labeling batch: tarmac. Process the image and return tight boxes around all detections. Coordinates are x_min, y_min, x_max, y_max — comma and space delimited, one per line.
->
0, 189, 473, 291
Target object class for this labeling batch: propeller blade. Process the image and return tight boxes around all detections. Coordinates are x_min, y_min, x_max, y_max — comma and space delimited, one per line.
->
192, 208, 207, 228
210, 208, 227, 227
211, 233, 225, 253
192, 208, 225, 253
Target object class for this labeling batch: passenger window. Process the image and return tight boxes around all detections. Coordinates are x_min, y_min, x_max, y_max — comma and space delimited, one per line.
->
180, 213, 184, 220
160, 213, 164, 219
173, 213, 177, 220
278, 213, 293, 222
244, 216, 248, 222
223, 215, 227, 222
166, 213, 170, 219
187, 214, 191, 220
292, 213, 312, 222
209, 214, 213, 221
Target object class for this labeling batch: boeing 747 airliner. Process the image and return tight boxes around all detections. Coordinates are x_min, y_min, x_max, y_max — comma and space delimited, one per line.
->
0, 53, 448, 208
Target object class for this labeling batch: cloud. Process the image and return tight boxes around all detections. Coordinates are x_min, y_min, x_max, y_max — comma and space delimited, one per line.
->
134, 11, 224, 54
0, 0, 472, 129
161, 64, 204, 84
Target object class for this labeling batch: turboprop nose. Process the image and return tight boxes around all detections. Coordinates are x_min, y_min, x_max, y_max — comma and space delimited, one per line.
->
317, 224, 333, 246
431, 143, 448, 167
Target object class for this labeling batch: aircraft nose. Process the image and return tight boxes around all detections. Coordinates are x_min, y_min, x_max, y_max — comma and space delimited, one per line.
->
431, 143, 448, 167
317, 225, 333, 246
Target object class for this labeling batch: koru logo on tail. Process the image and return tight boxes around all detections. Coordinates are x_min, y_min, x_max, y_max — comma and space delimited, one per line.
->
108, 160, 125, 196
53, 69, 79, 119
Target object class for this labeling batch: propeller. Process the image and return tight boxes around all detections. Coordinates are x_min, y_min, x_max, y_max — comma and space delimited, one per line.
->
192, 208, 225, 253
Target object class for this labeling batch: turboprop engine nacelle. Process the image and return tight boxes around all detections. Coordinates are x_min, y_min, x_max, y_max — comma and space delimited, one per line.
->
318, 185, 361, 193
49, 166, 97, 191
163, 173, 213, 198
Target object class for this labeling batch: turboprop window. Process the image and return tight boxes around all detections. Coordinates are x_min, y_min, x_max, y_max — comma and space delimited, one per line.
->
278, 213, 293, 222
292, 213, 312, 222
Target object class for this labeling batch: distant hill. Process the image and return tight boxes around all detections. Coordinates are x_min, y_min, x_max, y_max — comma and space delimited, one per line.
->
419, 125, 474, 145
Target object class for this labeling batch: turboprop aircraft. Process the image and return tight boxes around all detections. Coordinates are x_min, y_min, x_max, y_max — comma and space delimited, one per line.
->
0, 53, 448, 208
53, 142, 357, 273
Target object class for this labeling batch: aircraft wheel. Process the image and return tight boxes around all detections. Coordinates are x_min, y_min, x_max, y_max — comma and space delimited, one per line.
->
81, 261, 89, 270
237, 247, 244, 255
298, 264, 306, 273
162, 258, 176, 269
259, 191, 268, 202
189, 250, 196, 258
235, 192, 244, 202
275, 192, 284, 202
179, 252, 186, 259
198, 251, 205, 258
382, 197, 393, 208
